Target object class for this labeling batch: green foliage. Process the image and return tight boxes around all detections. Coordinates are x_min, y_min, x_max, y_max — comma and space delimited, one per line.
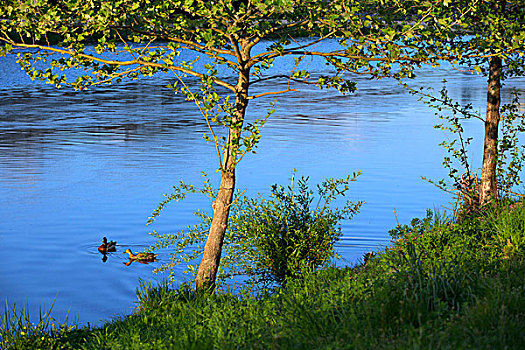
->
0, 0, 425, 91
385, 200, 525, 291
385, 211, 474, 316
147, 171, 363, 288
228, 171, 364, 287
135, 279, 174, 312
483, 200, 525, 260
396, 1, 525, 75
381, 202, 525, 319
389, 209, 444, 240
496, 90, 525, 196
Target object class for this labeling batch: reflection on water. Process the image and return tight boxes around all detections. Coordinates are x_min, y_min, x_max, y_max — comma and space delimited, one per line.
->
0, 53, 524, 327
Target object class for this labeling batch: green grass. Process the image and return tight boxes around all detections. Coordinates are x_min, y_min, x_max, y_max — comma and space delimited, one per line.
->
3, 200, 525, 349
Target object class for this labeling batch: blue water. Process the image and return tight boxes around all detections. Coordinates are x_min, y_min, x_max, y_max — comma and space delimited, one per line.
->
0, 50, 523, 326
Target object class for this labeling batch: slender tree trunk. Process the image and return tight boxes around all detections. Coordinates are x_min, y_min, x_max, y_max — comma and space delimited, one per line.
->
195, 167, 236, 291
479, 55, 502, 205
195, 62, 250, 291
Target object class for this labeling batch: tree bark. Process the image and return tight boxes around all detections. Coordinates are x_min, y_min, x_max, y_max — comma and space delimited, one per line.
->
195, 168, 236, 291
479, 55, 502, 205
195, 56, 250, 291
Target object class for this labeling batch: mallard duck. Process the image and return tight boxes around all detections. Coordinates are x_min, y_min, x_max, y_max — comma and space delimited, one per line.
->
98, 237, 117, 253
123, 249, 158, 261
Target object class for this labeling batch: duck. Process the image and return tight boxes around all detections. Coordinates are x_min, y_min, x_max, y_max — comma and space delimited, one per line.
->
98, 237, 117, 253
123, 249, 158, 261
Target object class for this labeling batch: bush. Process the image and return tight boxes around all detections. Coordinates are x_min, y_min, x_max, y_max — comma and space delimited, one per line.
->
229, 172, 364, 287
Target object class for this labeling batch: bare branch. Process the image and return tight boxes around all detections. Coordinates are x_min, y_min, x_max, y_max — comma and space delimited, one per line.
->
248, 88, 298, 100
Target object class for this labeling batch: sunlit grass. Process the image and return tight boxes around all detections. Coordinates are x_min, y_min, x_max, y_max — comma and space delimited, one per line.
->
0, 298, 83, 350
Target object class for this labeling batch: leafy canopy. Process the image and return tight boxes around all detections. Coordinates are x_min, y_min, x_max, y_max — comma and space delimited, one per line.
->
0, 0, 460, 90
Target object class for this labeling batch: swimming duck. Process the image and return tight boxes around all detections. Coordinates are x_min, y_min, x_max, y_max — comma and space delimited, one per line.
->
98, 237, 117, 253
123, 249, 158, 261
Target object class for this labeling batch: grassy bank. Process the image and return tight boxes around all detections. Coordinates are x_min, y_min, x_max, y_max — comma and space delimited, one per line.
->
3, 200, 525, 349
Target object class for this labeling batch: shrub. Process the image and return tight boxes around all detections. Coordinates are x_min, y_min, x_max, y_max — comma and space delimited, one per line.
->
229, 172, 364, 287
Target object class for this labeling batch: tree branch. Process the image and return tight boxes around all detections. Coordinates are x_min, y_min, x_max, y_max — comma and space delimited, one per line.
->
2, 41, 237, 92
118, 25, 237, 61
248, 88, 298, 100
169, 67, 224, 169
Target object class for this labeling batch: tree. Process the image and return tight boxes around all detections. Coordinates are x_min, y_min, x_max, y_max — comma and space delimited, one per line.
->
471, 0, 525, 205
410, 0, 525, 205
1, 0, 461, 290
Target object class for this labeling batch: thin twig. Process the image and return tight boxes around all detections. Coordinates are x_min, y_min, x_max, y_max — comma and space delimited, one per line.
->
168, 67, 224, 169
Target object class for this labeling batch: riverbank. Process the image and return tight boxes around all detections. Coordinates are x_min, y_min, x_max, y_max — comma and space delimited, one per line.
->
2, 199, 525, 349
